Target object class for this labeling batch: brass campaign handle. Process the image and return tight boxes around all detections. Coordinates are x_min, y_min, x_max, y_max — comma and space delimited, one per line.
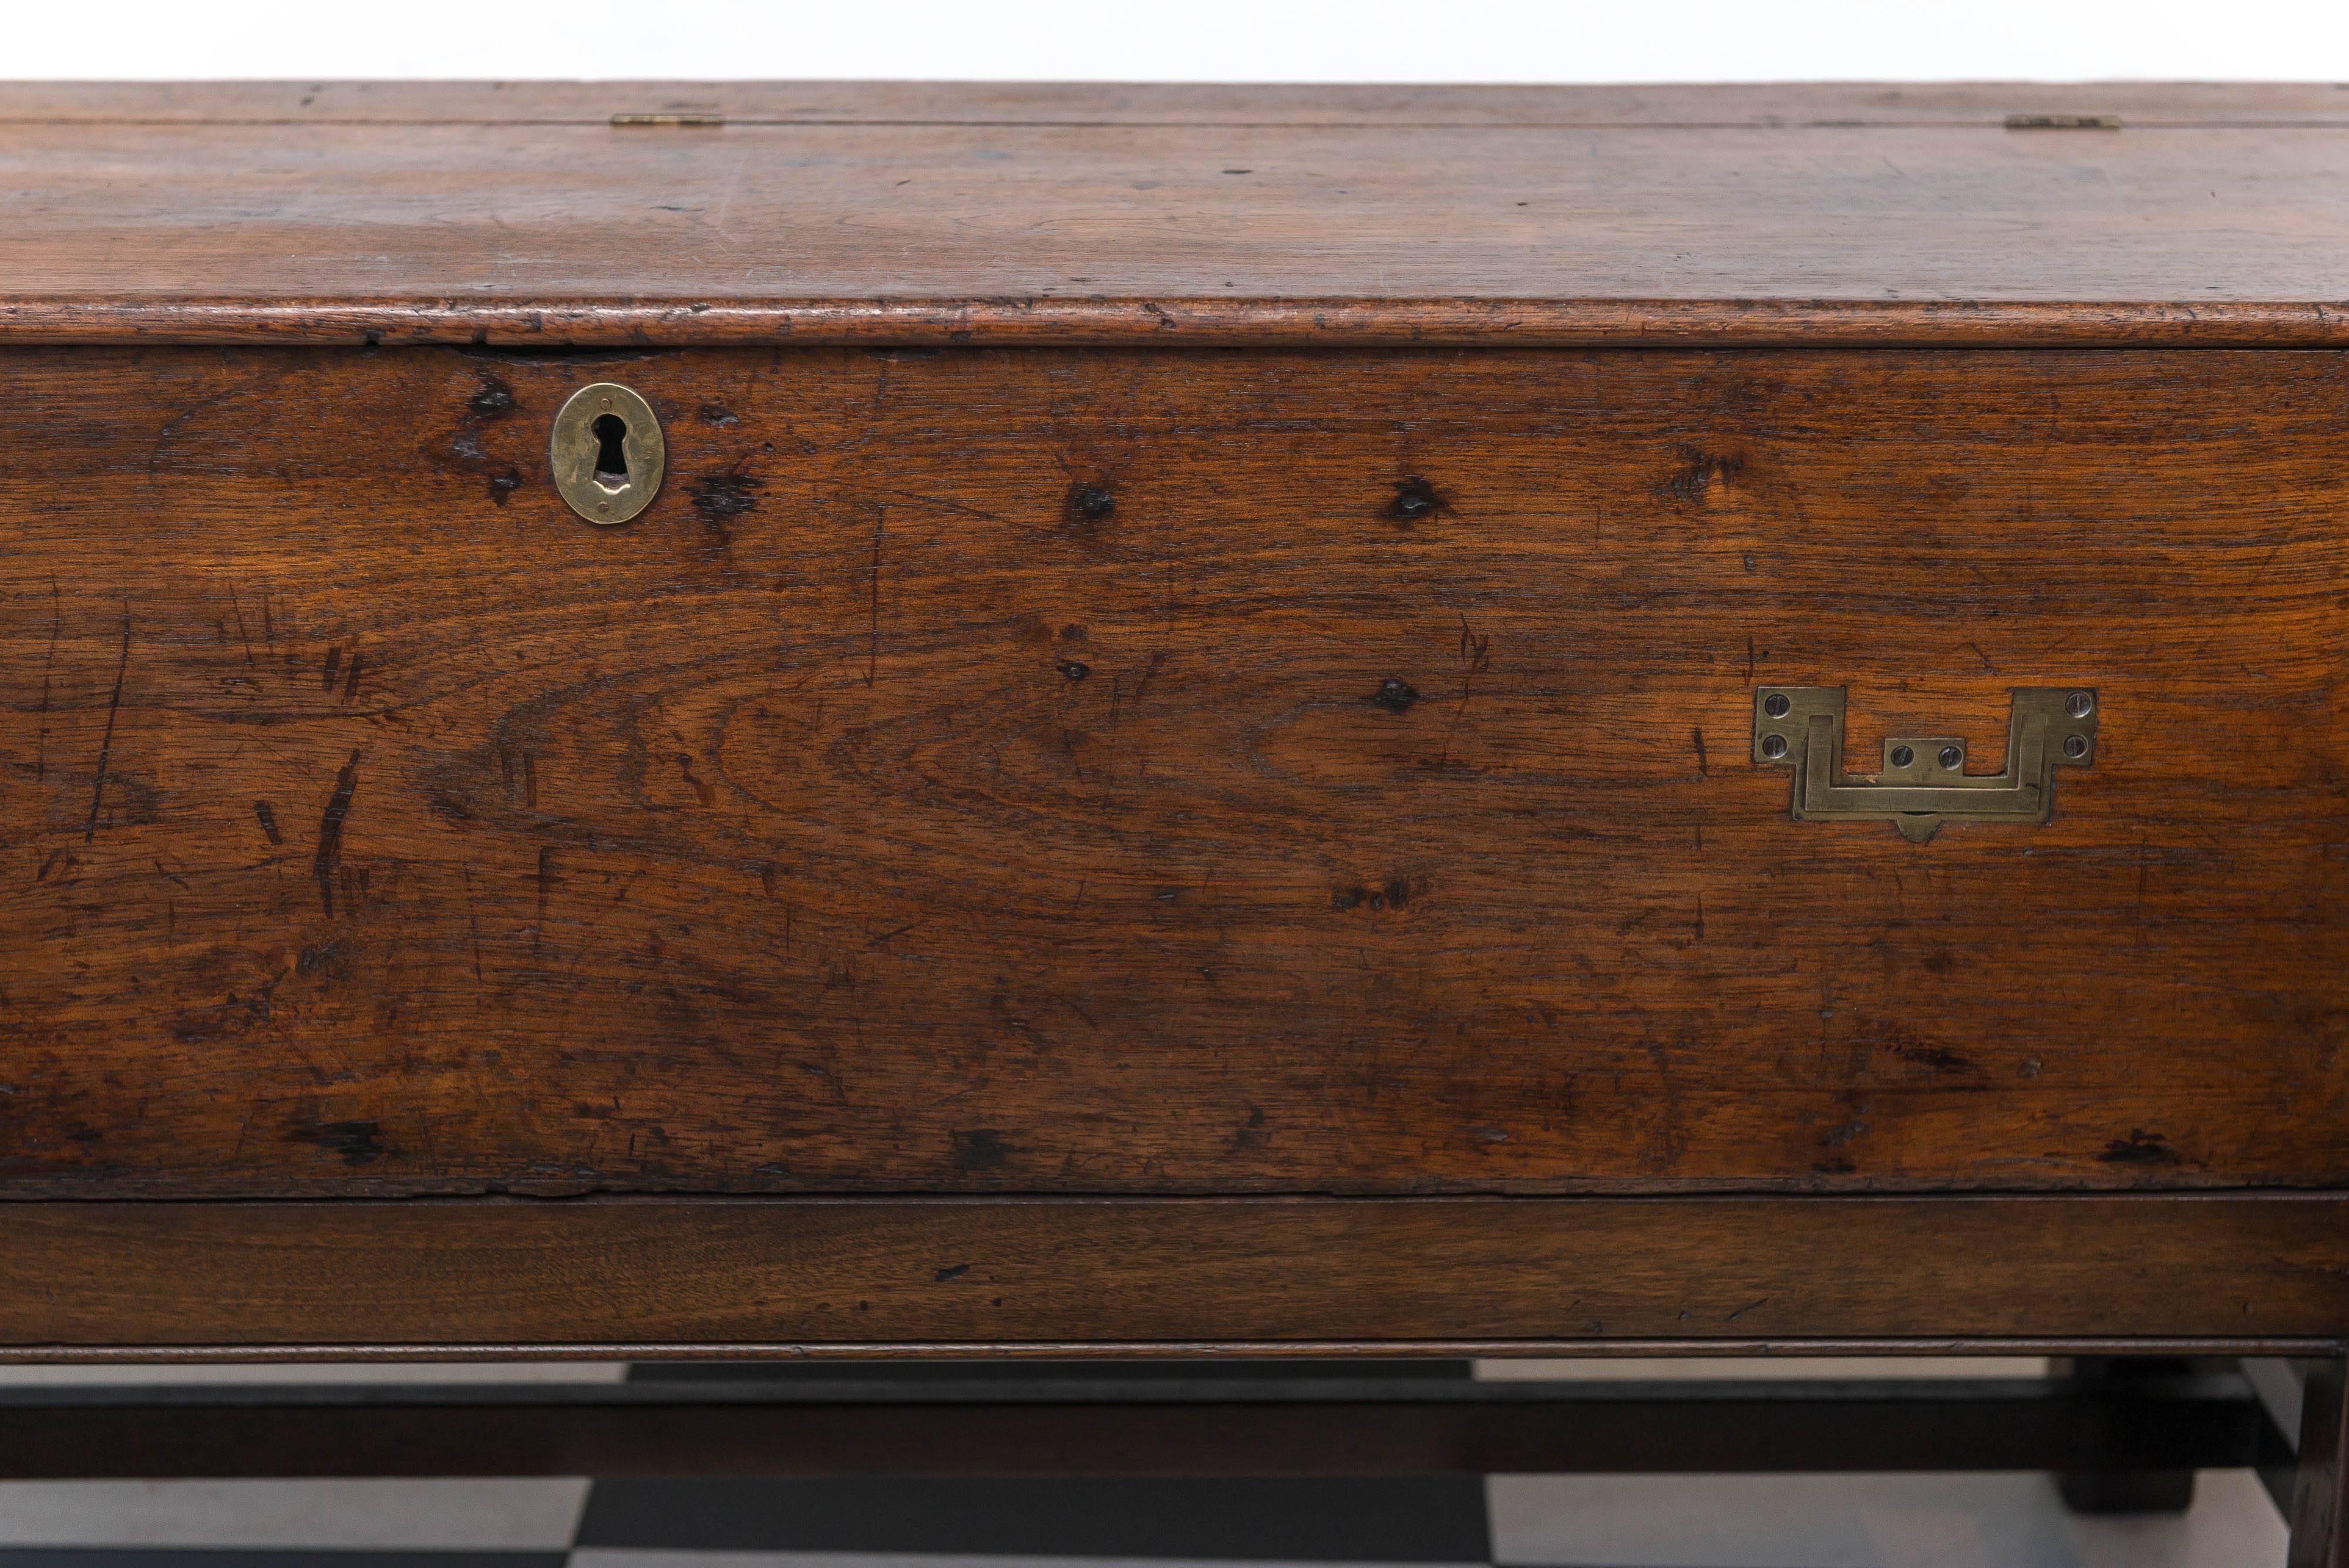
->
1751, 687, 2098, 843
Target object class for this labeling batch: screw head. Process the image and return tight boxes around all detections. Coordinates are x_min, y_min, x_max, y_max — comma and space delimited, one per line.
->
1761, 733, 1789, 759
1762, 693, 1791, 719
2065, 691, 2094, 718
1937, 745, 1963, 769
2063, 734, 2089, 759
1890, 745, 1915, 768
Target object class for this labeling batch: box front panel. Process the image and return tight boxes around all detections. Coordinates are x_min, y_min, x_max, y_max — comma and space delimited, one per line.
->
1, 345, 2343, 1197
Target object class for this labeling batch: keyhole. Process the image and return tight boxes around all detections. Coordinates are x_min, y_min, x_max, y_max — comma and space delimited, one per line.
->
591, 414, 630, 489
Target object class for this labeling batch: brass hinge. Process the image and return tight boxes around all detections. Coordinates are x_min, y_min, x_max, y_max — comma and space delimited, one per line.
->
610, 112, 726, 128
2004, 113, 2122, 130
1752, 686, 2099, 843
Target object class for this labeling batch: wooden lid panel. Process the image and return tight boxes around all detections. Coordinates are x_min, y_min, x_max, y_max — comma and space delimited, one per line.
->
2, 86, 2346, 345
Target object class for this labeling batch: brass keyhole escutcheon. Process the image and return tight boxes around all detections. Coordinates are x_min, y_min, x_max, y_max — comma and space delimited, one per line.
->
550, 382, 665, 524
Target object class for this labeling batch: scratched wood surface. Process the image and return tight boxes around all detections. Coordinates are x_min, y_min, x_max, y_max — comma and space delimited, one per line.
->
2, 344, 2344, 1199
4, 1195, 2347, 1350
4, 83, 2349, 348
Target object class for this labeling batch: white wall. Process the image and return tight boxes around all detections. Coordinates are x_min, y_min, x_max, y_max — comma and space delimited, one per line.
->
7, 0, 2348, 82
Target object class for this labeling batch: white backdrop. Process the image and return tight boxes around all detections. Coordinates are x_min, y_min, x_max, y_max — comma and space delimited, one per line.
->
9, 0, 2349, 81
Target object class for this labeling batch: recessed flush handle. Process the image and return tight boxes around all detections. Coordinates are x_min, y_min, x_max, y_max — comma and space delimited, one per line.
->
1752, 686, 2098, 843
551, 383, 665, 524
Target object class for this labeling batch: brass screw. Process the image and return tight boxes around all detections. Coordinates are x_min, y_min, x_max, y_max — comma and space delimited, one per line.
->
1761, 733, 1788, 759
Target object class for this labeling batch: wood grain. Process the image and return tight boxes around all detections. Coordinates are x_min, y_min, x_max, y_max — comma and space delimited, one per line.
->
9, 80, 2349, 127
0, 1196, 2343, 1351
2, 345, 2344, 1200
2, 85, 2348, 346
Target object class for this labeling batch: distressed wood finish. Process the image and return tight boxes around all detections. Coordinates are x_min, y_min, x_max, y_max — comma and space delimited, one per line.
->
5, 83, 2349, 347
5, 90, 2349, 1526
0, 1196, 2345, 1352
3, 344, 2345, 1200
10, 80, 2349, 126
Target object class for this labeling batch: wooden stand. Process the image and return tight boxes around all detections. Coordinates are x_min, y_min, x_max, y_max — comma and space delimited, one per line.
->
1, 1356, 2334, 1557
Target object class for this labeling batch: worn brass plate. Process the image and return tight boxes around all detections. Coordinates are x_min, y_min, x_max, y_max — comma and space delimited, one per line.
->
1752, 686, 2098, 843
550, 382, 665, 525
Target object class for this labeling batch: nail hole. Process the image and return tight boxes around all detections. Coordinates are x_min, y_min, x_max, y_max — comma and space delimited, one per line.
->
591, 413, 630, 490
1937, 745, 1962, 769
2064, 734, 2089, 759
1760, 733, 1788, 759
1762, 693, 1791, 718
2065, 692, 2094, 718
1063, 483, 1116, 526
1384, 476, 1441, 523
1890, 745, 1914, 768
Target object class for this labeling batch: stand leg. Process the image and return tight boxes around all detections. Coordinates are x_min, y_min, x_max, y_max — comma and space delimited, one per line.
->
2055, 1357, 2196, 1515
2290, 1358, 2348, 1568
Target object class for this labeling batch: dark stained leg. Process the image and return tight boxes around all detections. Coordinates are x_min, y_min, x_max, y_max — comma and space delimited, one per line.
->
2290, 1358, 2348, 1568
2055, 1357, 2196, 1515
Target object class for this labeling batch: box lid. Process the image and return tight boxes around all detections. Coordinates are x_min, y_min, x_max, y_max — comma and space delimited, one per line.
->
4, 80, 2346, 347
